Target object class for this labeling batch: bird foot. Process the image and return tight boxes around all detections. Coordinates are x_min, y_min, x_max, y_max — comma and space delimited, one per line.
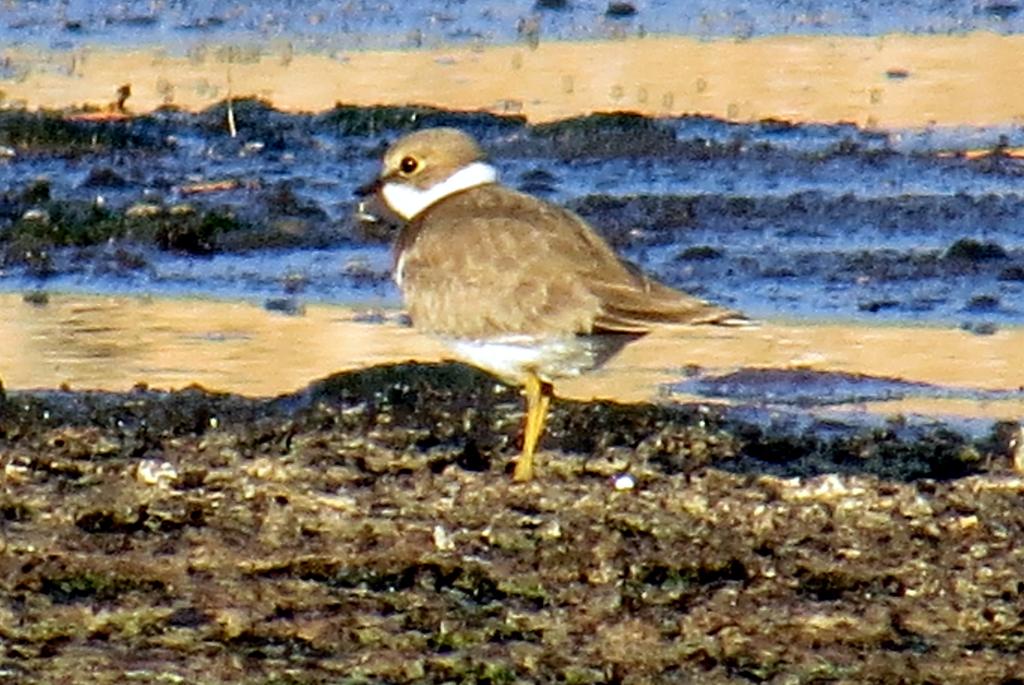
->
512, 454, 534, 482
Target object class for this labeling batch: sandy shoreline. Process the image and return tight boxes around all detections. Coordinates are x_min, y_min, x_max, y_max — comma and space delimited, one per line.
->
3, 32, 1024, 128
2, 294, 1021, 423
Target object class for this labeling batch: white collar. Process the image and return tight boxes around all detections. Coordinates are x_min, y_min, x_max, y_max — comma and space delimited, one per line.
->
381, 161, 497, 220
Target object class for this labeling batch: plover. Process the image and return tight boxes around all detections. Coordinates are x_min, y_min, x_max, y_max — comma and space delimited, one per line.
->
358, 127, 745, 481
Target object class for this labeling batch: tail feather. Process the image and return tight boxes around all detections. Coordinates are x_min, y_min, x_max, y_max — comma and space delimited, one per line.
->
591, 276, 750, 333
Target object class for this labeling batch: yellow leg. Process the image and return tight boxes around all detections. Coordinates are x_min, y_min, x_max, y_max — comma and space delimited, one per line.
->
514, 372, 554, 482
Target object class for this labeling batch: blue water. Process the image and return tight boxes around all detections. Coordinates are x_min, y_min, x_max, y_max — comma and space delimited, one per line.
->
4, 0, 1024, 53
2, 110, 1024, 326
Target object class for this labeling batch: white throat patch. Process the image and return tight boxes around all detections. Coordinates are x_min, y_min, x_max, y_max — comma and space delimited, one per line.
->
381, 161, 497, 220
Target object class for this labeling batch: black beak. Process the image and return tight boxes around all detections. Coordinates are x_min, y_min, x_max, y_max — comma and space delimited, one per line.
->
354, 177, 382, 197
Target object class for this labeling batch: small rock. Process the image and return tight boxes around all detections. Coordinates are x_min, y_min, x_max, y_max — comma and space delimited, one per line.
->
612, 473, 636, 490
82, 166, 128, 188
264, 298, 305, 316
960, 321, 998, 336
520, 168, 558, 184
126, 202, 163, 218
998, 265, 1024, 281
136, 459, 179, 487
780, 473, 866, 502
21, 208, 50, 223
944, 238, 1007, 262
518, 168, 559, 193
983, 2, 1020, 19
352, 310, 388, 325
988, 421, 1024, 473
606, 1, 637, 17
858, 299, 900, 313
538, 519, 562, 539
677, 245, 723, 261
342, 259, 389, 286
113, 247, 148, 271
21, 178, 51, 204
22, 290, 49, 306
433, 525, 455, 551
965, 294, 1000, 312
281, 272, 309, 294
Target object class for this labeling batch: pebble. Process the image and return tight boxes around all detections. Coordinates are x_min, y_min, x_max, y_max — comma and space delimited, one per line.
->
136, 459, 179, 487
612, 473, 636, 490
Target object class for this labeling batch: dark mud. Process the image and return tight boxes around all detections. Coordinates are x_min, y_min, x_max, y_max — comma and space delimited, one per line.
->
2, 362, 1023, 683
2, 104, 1024, 325
680, 367, 1024, 407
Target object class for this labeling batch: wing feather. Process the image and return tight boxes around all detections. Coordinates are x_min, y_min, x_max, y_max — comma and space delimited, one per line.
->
398, 185, 744, 338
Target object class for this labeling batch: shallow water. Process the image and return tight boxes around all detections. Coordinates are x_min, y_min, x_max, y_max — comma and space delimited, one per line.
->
5, 0, 1024, 49
3, 293, 1021, 427
2, 109, 1023, 328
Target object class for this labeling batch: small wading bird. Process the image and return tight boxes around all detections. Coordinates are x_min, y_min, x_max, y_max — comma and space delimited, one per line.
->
358, 128, 746, 481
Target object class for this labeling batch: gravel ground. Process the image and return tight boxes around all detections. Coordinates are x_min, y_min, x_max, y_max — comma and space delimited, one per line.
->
2, 363, 1022, 684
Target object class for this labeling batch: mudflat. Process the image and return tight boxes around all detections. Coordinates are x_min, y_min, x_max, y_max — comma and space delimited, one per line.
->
2, 361, 1023, 683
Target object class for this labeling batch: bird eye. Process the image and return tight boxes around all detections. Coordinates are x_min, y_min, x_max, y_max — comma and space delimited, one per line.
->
399, 156, 419, 174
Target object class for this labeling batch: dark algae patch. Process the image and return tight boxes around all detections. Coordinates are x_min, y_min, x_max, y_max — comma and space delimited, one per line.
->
0, 109, 170, 153
1, 362, 1023, 683
319, 102, 527, 137
4, 198, 246, 259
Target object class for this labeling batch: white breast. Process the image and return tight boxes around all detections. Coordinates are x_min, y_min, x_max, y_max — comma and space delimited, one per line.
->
444, 335, 598, 383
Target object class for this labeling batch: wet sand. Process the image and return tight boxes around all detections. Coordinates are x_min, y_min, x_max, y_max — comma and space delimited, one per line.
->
4, 32, 1024, 128
2, 294, 1022, 422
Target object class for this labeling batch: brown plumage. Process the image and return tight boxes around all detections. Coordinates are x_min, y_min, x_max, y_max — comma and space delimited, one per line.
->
364, 127, 746, 481
398, 183, 741, 338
